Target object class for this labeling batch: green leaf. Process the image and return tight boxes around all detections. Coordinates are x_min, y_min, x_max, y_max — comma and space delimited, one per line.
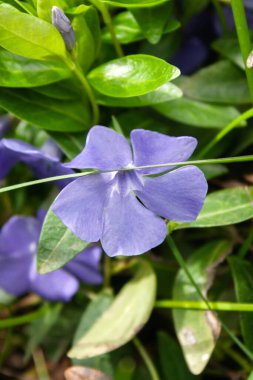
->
157, 332, 198, 380
247, 373, 253, 380
33, 79, 80, 100
0, 5, 67, 60
131, 2, 173, 44
14, 0, 37, 15
177, 187, 253, 229
49, 131, 84, 159
181, 61, 250, 105
88, 54, 180, 97
96, 82, 182, 107
100, 0, 169, 8
0, 50, 70, 87
212, 36, 244, 70
229, 257, 253, 351
37, 0, 65, 22
102, 11, 179, 45
0, 88, 90, 132
37, 210, 90, 274
173, 240, 231, 374
154, 97, 242, 128
68, 261, 156, 359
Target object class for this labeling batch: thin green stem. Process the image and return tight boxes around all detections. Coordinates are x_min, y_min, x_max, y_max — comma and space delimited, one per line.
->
133, 338, 160, 380
212, 0, 229, 34
231, 0, 253, 103
155, 299, 253, 312
90, 0, 124, 57
64, 57, 99, 124
33, 349, 51, 380
199, 108, 253, 158
238, 227, 253, 258
167, 236, 253, 363
2, 155, 253, 194
0, 305, 49, 329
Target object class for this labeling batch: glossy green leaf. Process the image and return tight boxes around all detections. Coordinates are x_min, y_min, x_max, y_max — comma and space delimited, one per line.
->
88, 54, 180, 97
173, 240, 231, 374
37, 210, 90, 274
100, 0, 169, 8
131, 2, 173, 44
0, 50, 70, 87
102, 11, 179, 45
177, 187, 253, 229
181, 61, 250, 104
0, 5, 67, 60
14, 0, 36, 15
158, 332, 197, 380
154, 97, 242, 128
68, 261, 156, 359
229, 257, 253, 351
96, 82, 182, 107
212, 36, 244, 70
0, 88, 90, 132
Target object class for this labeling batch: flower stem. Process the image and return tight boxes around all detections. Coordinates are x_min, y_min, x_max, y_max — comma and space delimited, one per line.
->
90, 0, 124, 57
133, 337, 160, 380
2, 155, 253, 194
64, 57, 99, 125
0, 305, 50, 329
199, 108, 253, 158
155, 299, 253, 312
231, 0, 253, 103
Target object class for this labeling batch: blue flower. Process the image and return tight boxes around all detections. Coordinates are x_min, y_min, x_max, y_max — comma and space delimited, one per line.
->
0, 138, 73, 188
52, 126, 208, 257
0, 212, 103, 302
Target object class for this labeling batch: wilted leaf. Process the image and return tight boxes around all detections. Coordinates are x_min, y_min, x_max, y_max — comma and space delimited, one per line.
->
65, 366, 111, 380
173, 240, 232, 374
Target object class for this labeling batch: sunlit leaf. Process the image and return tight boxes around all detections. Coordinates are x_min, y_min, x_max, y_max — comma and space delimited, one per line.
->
0, 5, 67, 60
88, 54, 180, 97
68, 261, 156, 359
100, 0, 169, 8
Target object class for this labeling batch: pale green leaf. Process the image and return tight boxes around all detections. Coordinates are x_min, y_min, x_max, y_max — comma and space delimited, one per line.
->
68, 261, 156, 359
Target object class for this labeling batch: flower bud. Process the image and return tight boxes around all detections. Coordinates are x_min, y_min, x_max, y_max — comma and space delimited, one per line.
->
52, 6, 75, 51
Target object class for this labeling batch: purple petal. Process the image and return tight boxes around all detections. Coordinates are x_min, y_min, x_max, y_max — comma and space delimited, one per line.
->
65, 126, 133, 170
131, 129, 197, 174
101, 189, 167, 257
31, 268, 79, 302
0, 141, 19, 179
0, 255, 32, 296
0, 216, 41, 257
52, 174, 111, 242
65, 246, 103, 285
137, 166, 208, 222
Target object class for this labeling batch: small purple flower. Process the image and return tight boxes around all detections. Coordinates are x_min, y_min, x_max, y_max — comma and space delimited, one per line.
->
0, 213, 103, 302
52, 126, 208, 257
0, 138, 73, 188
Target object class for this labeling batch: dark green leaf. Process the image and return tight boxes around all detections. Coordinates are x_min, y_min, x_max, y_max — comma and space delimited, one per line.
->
181, 61, 250, 104
96, 82, 182, 107
68, 261, 156, 359
177, 187, 253, 229
0, 50, 70, 87
131, 2, 173, 44
154, 97, 242, 128
37, 210, 90, 274
88, 54, 180, 97
212, 36, 244, 70
0, 88, 90, 132
229, 257, 253, 351
173, 240, 231, 374
49, 131, 84, 159
0, 5, 67, 60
